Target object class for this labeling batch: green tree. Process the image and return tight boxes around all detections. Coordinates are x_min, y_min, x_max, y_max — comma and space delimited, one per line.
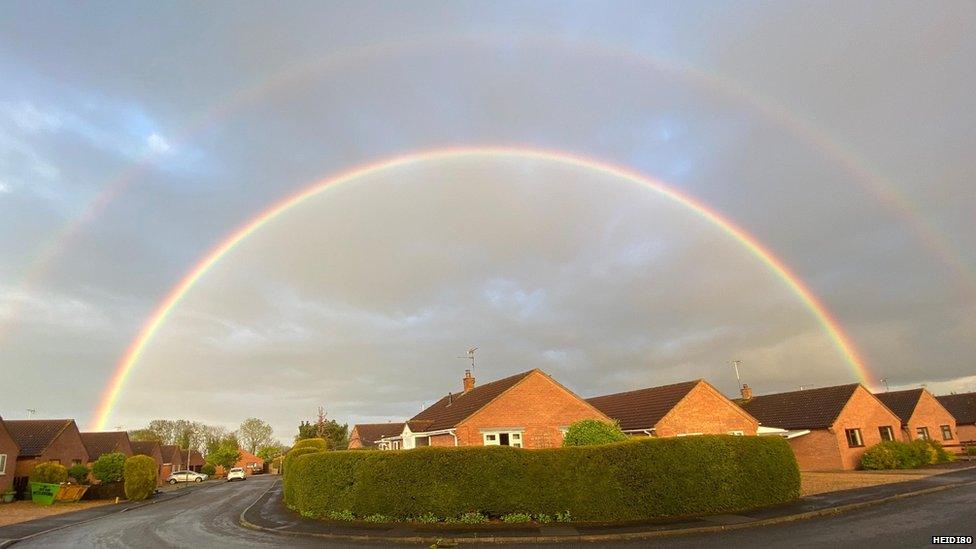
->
68, 464, 91, 485
128, 428, 162, 442
562, 419, 629, 447
257, 443, 287, 463
238, 418, 274, 454
295, 407, 348, 450
91, 452, 127, 483
123, 455, 157, 501
205, 437, 241, 473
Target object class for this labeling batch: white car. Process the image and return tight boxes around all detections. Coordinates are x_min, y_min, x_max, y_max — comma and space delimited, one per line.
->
226, 468, 246, 482
166, 470, 208, 484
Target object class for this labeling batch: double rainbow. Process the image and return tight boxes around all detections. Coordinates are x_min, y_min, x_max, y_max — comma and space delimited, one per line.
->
91, 146, 871, 430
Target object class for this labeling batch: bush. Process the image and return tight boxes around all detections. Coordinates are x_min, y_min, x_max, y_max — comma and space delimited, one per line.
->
68, 464, 91, 485
282, 445, 328, 506
92, 452, 126, 483
562, 419, 629, 447
123, 455, 158, 501
965, 445, 976, 456
288, 435, 799, 522
201, 463, 216, 477
501, 513, 533, 523
30, 462, 68, 484
860, 439, 954, 470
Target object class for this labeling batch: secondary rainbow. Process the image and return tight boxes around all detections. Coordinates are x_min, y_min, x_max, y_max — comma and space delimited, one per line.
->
91, 146, 872, 430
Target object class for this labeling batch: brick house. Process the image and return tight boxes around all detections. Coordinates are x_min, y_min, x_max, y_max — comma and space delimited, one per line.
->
586, 379, 759, 437
131, 440, 165, 486
378, 369, 611, 449
187, 449, 204, 472
80, 431, 133, 465
740, 384, 901, 470
0, 416, 21, 494
160, 445, 183, 479
348, 423, 406, 449
215, 449, 265, 477
6, 419, 90, 496
936, 392, 976, 445
875, 388, 957, 445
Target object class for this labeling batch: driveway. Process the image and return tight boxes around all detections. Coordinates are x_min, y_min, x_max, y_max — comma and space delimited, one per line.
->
12, 475, 975, 548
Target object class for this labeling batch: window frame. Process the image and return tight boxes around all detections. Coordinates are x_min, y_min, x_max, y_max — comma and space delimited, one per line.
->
940, 425, 953, 441
0, 453, 6, 475
916, 426, 930, 441
878, 425, 894, 442
845, 428, 864, 448
481, 430, 524, 448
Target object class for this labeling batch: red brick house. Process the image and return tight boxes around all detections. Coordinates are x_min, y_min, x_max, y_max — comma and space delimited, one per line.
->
187, 449, 204, 472
160, 445, 183, 479
0, 416, 21, 494
348, 423, 406, 449
131, 440, 165, 486
740, 384, 901, 470
378, 369, 611, 449
80, 431, 133, 465
586, 379, 759, 437
875, 388, 957, 444
6, 419, 90, 497
215, 449, 265, 477
937, 392, 976, 446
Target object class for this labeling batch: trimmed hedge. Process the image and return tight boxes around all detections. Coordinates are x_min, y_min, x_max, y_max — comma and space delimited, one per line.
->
124, 455, 158, 501
30, 462, 68, 484
287, 435, 799, 521
860, 439, 953, 470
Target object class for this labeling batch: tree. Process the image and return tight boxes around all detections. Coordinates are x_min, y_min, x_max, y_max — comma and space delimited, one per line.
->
295, 407, 348, 450
68, 464, 90, 485
91, 452, 127, 483
562, 419, 629, 447
238, 418, 274, 454
205, 436, 240, 474
256, 442, 287, 463
123, 455, 157, 501
128, 428, 162, 442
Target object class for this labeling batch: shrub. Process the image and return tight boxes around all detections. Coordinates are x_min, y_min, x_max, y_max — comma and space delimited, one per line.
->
450, 512, 488, 524
562, 419, 628, 447
925, 439, 953, 464
201, 463, 216, 477
327, 509, 355, 521
91, 452, 126, 483
288, 435, 799, 521
535, 513, 552, 524
965, 445, 976, 456
30, 462, 68, 484
859, 441, 904, 470
555, 511, 572, 523
68, 464, 91, 485
414, 512, 438, 524
501, 512, 533, 523
123, 455, 158, 501
860, 439, 954, 470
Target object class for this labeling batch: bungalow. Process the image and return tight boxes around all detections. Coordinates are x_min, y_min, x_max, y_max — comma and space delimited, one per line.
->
349, 423, 406, 449
215, 449, 264, 477
6, 419, 90, 496
80, 431, 133, 464
586, 379, 759, 437
378, 369, 611, 449
160, 444, 183, 479
937, 392, 976, 445
187, 449, 204, 473
740, 383, 901, 470
875, 388, 957, 444
0, 416, 21, 494
131, 440, 165, 486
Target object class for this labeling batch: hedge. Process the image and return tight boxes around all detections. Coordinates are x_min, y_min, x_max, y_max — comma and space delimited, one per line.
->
30, 462, 68, 484
287, 435, 800, 522
92, 452, 126, 483
860, 439, 953, 470
124, 455, 158, 501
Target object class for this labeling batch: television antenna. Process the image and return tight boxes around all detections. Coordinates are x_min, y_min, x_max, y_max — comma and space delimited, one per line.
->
731, 360, 742, 387
26, 408, 35, 419
457, 347, 477, 373
880, 378, 890, 392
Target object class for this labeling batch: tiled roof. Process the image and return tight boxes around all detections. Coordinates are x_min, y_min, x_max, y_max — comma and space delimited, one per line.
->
5, 419, 74, 457
131, 440, 162, 458
0, 416, 20, 453
352, 423, 406, 446
937, 392, 976, 425
188, 449, 204, 466
80, 431, 130, 460
739, 384, 860, 430
408, 370, 536, 431
586, 380, 701, 431
875, 389, 924, 424
160, 445, 182, 463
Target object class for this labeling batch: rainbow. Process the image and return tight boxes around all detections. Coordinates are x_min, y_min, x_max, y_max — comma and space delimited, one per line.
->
91, 146, 872, 430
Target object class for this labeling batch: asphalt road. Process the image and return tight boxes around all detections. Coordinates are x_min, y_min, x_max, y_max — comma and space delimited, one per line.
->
16, 475, 976, 548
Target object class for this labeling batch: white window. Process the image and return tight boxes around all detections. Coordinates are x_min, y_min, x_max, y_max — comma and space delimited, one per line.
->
0, 453, 6, 475
676, 433, 703, 437
728, 431, 744, 436
482, 431, 523, 448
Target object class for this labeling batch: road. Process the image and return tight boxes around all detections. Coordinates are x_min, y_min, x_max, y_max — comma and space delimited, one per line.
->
17, 476, 976, 548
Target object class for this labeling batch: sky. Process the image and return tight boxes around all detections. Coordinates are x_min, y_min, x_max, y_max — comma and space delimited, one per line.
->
0, 2, 974, 443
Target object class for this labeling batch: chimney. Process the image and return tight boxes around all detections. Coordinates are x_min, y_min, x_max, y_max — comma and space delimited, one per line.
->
463, 369, 475, 393
740, 384, 753, 400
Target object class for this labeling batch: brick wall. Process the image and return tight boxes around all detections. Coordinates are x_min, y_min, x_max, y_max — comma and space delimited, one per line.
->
0, 422, 19, 493
455, 370, 609, 449
788, 429, 844, 470
14, 422, 89, 477
903, 391, 957, 444
957, 424, 976, 445
429, 434, 455, 447
832, 385, 903, 470
348, 427, 364, 449
654, 381, 759, 437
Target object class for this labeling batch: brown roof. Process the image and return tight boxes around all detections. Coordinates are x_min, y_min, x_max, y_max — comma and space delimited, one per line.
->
352, 423, 406, 446
188, 449, 204, 466
0, 416, 20, 454
586, 380, 701, 431
131, 440, 162, 458
938, 392, 976, 425
875, 389, 924, 424
160, 445, 182, 463
80, 431, 131, 460
408, 370, 537, 431
739, 384, 860, 430
5, 419, 75, 457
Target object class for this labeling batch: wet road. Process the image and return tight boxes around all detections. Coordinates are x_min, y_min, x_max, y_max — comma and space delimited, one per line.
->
17, 475, 976, 548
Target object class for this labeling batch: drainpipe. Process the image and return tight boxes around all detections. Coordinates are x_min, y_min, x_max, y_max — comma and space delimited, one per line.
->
450, 429, 458, 447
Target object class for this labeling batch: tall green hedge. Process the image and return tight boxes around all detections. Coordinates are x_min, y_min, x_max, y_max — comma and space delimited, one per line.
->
287, 436, 799, 521
124, 455, 158, 501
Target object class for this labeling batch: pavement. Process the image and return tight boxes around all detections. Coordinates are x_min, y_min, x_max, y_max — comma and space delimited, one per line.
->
241, 466, 976, 544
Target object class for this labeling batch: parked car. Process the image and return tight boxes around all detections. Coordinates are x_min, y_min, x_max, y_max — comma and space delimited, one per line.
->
166, 470, 208, 484
226, 468, 246, 482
